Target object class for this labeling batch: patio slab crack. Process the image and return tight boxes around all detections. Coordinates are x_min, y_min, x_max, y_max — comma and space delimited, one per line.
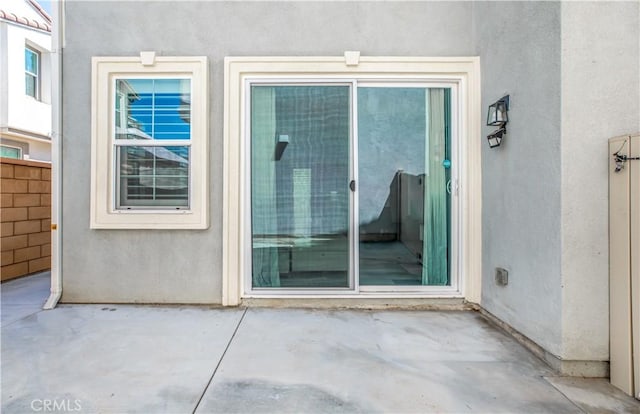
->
192, 307, 248, 414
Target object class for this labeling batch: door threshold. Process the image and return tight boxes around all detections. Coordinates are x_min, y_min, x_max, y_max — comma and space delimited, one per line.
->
240, 297, 473, 310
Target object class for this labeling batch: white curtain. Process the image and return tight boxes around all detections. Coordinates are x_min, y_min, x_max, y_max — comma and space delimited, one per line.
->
251, 87, 280, 287
422, 89, 448, 285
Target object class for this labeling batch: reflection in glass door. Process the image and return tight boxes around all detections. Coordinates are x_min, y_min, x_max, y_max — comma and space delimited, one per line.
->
358, 87, 451, 286
250, 85, 351, 289
249, 82, 453, 292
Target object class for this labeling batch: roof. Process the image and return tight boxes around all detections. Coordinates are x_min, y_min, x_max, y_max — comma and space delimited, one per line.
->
0, 0, 52, 33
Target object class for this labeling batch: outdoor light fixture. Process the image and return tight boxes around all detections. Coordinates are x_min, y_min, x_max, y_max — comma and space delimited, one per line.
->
487, 128, 506, 148
486, 95, 510, 148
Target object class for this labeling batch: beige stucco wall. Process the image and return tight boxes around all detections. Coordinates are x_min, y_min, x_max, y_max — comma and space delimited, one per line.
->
58, 1, 640, 369
560, 1, 640, 362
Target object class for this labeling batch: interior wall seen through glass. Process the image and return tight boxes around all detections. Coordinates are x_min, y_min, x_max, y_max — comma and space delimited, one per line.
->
251, 85, 351, 289
117, 146, 190, 208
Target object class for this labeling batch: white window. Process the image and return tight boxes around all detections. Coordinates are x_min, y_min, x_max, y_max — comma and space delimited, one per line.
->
91, 55, 209, 229
222, 55, 482, 306
25, 47, 40, 99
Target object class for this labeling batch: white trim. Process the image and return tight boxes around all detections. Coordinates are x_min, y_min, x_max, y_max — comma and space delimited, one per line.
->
1, 129, 51, 143
223, 56, 481, 306
90, 56, 209, 229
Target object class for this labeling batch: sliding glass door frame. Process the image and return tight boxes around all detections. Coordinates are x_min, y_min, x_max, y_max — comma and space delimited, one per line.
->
243, 79, 358, 295
242, 77, 462, 298
355, 81, 461, 295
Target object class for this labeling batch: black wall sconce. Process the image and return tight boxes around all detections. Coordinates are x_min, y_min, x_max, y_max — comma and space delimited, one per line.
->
486, 95, 509, 148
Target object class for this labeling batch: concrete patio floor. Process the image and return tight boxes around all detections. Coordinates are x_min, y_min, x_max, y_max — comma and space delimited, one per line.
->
2, 273, 639, 413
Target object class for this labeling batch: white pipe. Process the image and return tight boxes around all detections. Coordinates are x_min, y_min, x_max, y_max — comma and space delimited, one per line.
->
44, 0, 64, 310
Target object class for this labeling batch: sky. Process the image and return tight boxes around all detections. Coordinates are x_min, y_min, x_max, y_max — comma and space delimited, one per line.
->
36, 0, 52, 15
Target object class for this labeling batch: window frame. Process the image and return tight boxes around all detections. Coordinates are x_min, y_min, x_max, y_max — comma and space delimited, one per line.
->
90, 56, 209, 229
25, 46, 40, 99
112, 76, 193, 210
222, 56, 482, 306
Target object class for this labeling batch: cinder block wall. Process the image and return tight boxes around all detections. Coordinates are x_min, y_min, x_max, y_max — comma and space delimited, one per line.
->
1, 158, 51, 281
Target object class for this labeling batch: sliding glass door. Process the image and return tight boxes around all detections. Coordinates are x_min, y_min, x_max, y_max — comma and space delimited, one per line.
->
358, 86, 451, 287
249, 81, 453, 292
250, 85, 351, 289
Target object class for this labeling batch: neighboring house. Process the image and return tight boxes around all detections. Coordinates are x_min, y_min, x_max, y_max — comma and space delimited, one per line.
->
0, 0, 52, 162
53, 0, 639, 388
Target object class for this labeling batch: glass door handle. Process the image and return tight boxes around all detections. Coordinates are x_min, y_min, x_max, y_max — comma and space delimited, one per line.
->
349, 180, 356, 192
446, 179, 458, 195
